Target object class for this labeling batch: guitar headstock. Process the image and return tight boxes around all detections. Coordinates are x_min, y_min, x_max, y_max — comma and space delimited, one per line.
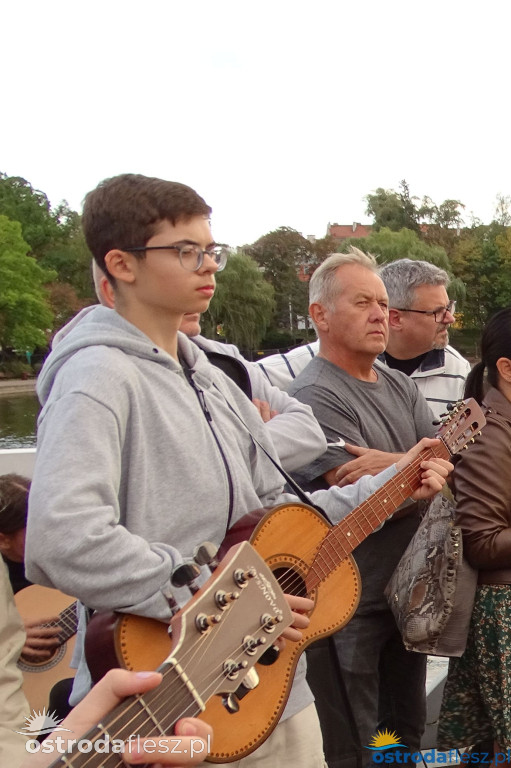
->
165, 540, 293, 707
436, 398, 486, 456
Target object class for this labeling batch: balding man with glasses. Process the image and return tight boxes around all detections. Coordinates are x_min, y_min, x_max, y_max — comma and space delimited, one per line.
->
379, 258, 471, 421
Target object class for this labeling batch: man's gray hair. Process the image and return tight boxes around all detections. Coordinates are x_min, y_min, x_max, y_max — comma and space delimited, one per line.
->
379, 259, 450, 309
309, 247, 378, 309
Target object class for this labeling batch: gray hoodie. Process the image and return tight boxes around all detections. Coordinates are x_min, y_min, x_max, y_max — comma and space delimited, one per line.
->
26, 305, 397, 718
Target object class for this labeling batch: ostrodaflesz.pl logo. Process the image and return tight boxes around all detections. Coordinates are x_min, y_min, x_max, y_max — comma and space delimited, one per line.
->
19, 708, 211, 758
366, 728, 509, 764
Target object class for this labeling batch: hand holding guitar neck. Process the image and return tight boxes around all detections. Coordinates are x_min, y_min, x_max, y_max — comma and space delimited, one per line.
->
394, 437, 453, 500
21, 616, 61, 661
23, 669, 214, 768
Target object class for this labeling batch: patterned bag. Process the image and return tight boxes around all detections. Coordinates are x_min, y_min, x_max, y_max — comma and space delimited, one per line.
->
384, 493, 478, 657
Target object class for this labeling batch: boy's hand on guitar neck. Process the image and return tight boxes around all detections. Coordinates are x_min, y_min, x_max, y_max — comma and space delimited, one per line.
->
21, 616, 61, 661
394, 437, 453, 500
332, 438, 452, 499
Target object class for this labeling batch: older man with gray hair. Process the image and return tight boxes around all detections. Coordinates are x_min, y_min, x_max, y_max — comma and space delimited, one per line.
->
287, 247, 437, 767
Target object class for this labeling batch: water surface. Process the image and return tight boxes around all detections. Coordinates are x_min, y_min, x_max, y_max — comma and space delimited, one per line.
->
0, 394, 39, 448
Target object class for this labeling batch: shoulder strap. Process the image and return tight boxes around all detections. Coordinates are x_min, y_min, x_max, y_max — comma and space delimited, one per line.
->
215, 384, 329, 520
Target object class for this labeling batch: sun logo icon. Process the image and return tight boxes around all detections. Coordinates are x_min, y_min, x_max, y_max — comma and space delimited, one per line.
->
15, 707, 72, 736
366, 728, 407, 751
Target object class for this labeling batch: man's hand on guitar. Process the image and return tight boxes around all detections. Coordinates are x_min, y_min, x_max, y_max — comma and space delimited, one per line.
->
395, 437, 453, 500
24, 669, 213, 767
332, 445, 403, 487
21, 616, 61, 660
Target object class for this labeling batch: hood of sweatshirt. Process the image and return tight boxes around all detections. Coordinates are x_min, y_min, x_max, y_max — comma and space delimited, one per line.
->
38, 305, 202, 405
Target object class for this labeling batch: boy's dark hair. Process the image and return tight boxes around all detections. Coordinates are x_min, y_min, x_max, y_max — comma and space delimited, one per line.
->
82, 173, 212, 284
0, 473, 30, 534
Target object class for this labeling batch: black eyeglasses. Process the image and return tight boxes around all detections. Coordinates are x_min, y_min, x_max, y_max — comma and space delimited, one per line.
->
395, 300, 456, 323
123, 243, 229, 272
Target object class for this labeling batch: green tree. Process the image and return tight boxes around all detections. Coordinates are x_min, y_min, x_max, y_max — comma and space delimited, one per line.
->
0, 215, 55, 352
0, 173, 64, 255
245, 227, 315, 332
449, 222, 511, 329
365, 180, 420, 233
202, 251, 275, 351
419, 198, 466, 255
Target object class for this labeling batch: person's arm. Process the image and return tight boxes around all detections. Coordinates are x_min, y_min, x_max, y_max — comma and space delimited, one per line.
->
246, 367, 327, 471
23, 669, 214, 767
26, 394, 183, 621
215, 341, 327, 471
281, 438, 452, 526
454, 415, 511, 569
331, 445, 404, 487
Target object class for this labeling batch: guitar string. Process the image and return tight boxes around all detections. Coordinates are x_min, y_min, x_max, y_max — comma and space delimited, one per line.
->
62, 550, 292, 762
57, 618, 279, 767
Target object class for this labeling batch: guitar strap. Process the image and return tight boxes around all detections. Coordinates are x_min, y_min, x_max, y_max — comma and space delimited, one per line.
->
214, 383, 331, 523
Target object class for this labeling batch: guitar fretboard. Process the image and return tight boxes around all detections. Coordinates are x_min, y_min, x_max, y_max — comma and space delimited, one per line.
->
306, 442, 449, 590
42, 601, 78, 643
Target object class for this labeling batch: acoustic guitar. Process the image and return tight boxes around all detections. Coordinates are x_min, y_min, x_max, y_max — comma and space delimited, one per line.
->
14, 585, 78, 711
73, 541, 291, 768
85, 399, 485, 763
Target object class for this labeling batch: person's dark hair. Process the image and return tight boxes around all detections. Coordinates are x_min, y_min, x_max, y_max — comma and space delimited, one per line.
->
464, 307, 511, 404
0, 473, 30, 534
82, 174, 212, 285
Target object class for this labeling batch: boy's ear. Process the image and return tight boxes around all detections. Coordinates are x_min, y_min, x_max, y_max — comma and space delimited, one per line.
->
104, 249, 137, 285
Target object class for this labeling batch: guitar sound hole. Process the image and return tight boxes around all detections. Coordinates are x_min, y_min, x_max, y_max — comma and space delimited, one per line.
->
272, 567, 307, 598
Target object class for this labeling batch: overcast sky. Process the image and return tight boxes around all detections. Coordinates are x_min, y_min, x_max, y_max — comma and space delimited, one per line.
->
2, 1, 510, 247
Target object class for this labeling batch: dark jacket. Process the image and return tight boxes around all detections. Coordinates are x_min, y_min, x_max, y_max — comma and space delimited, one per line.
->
454, 386, 511, 583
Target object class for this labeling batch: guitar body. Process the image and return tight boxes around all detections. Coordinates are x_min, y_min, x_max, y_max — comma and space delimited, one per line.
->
89, 503, 360, 762
202, 502, 361, 762
14, 585, 77, 712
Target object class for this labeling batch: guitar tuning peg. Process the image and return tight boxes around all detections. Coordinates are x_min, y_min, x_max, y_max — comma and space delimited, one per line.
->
446, 402, 455, 411
257, 643, 281, 666
221, 692, 240, 714
161, 585, 179, 616
171, 562, 201, 593
193, 541, 219, 569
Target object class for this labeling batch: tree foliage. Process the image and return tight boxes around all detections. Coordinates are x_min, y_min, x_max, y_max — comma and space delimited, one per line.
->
0, 215, 55, 352
365, 180, 421, 233
246, 227, 324, 332
0, 174, 65, 255
202, 251, 275, 351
